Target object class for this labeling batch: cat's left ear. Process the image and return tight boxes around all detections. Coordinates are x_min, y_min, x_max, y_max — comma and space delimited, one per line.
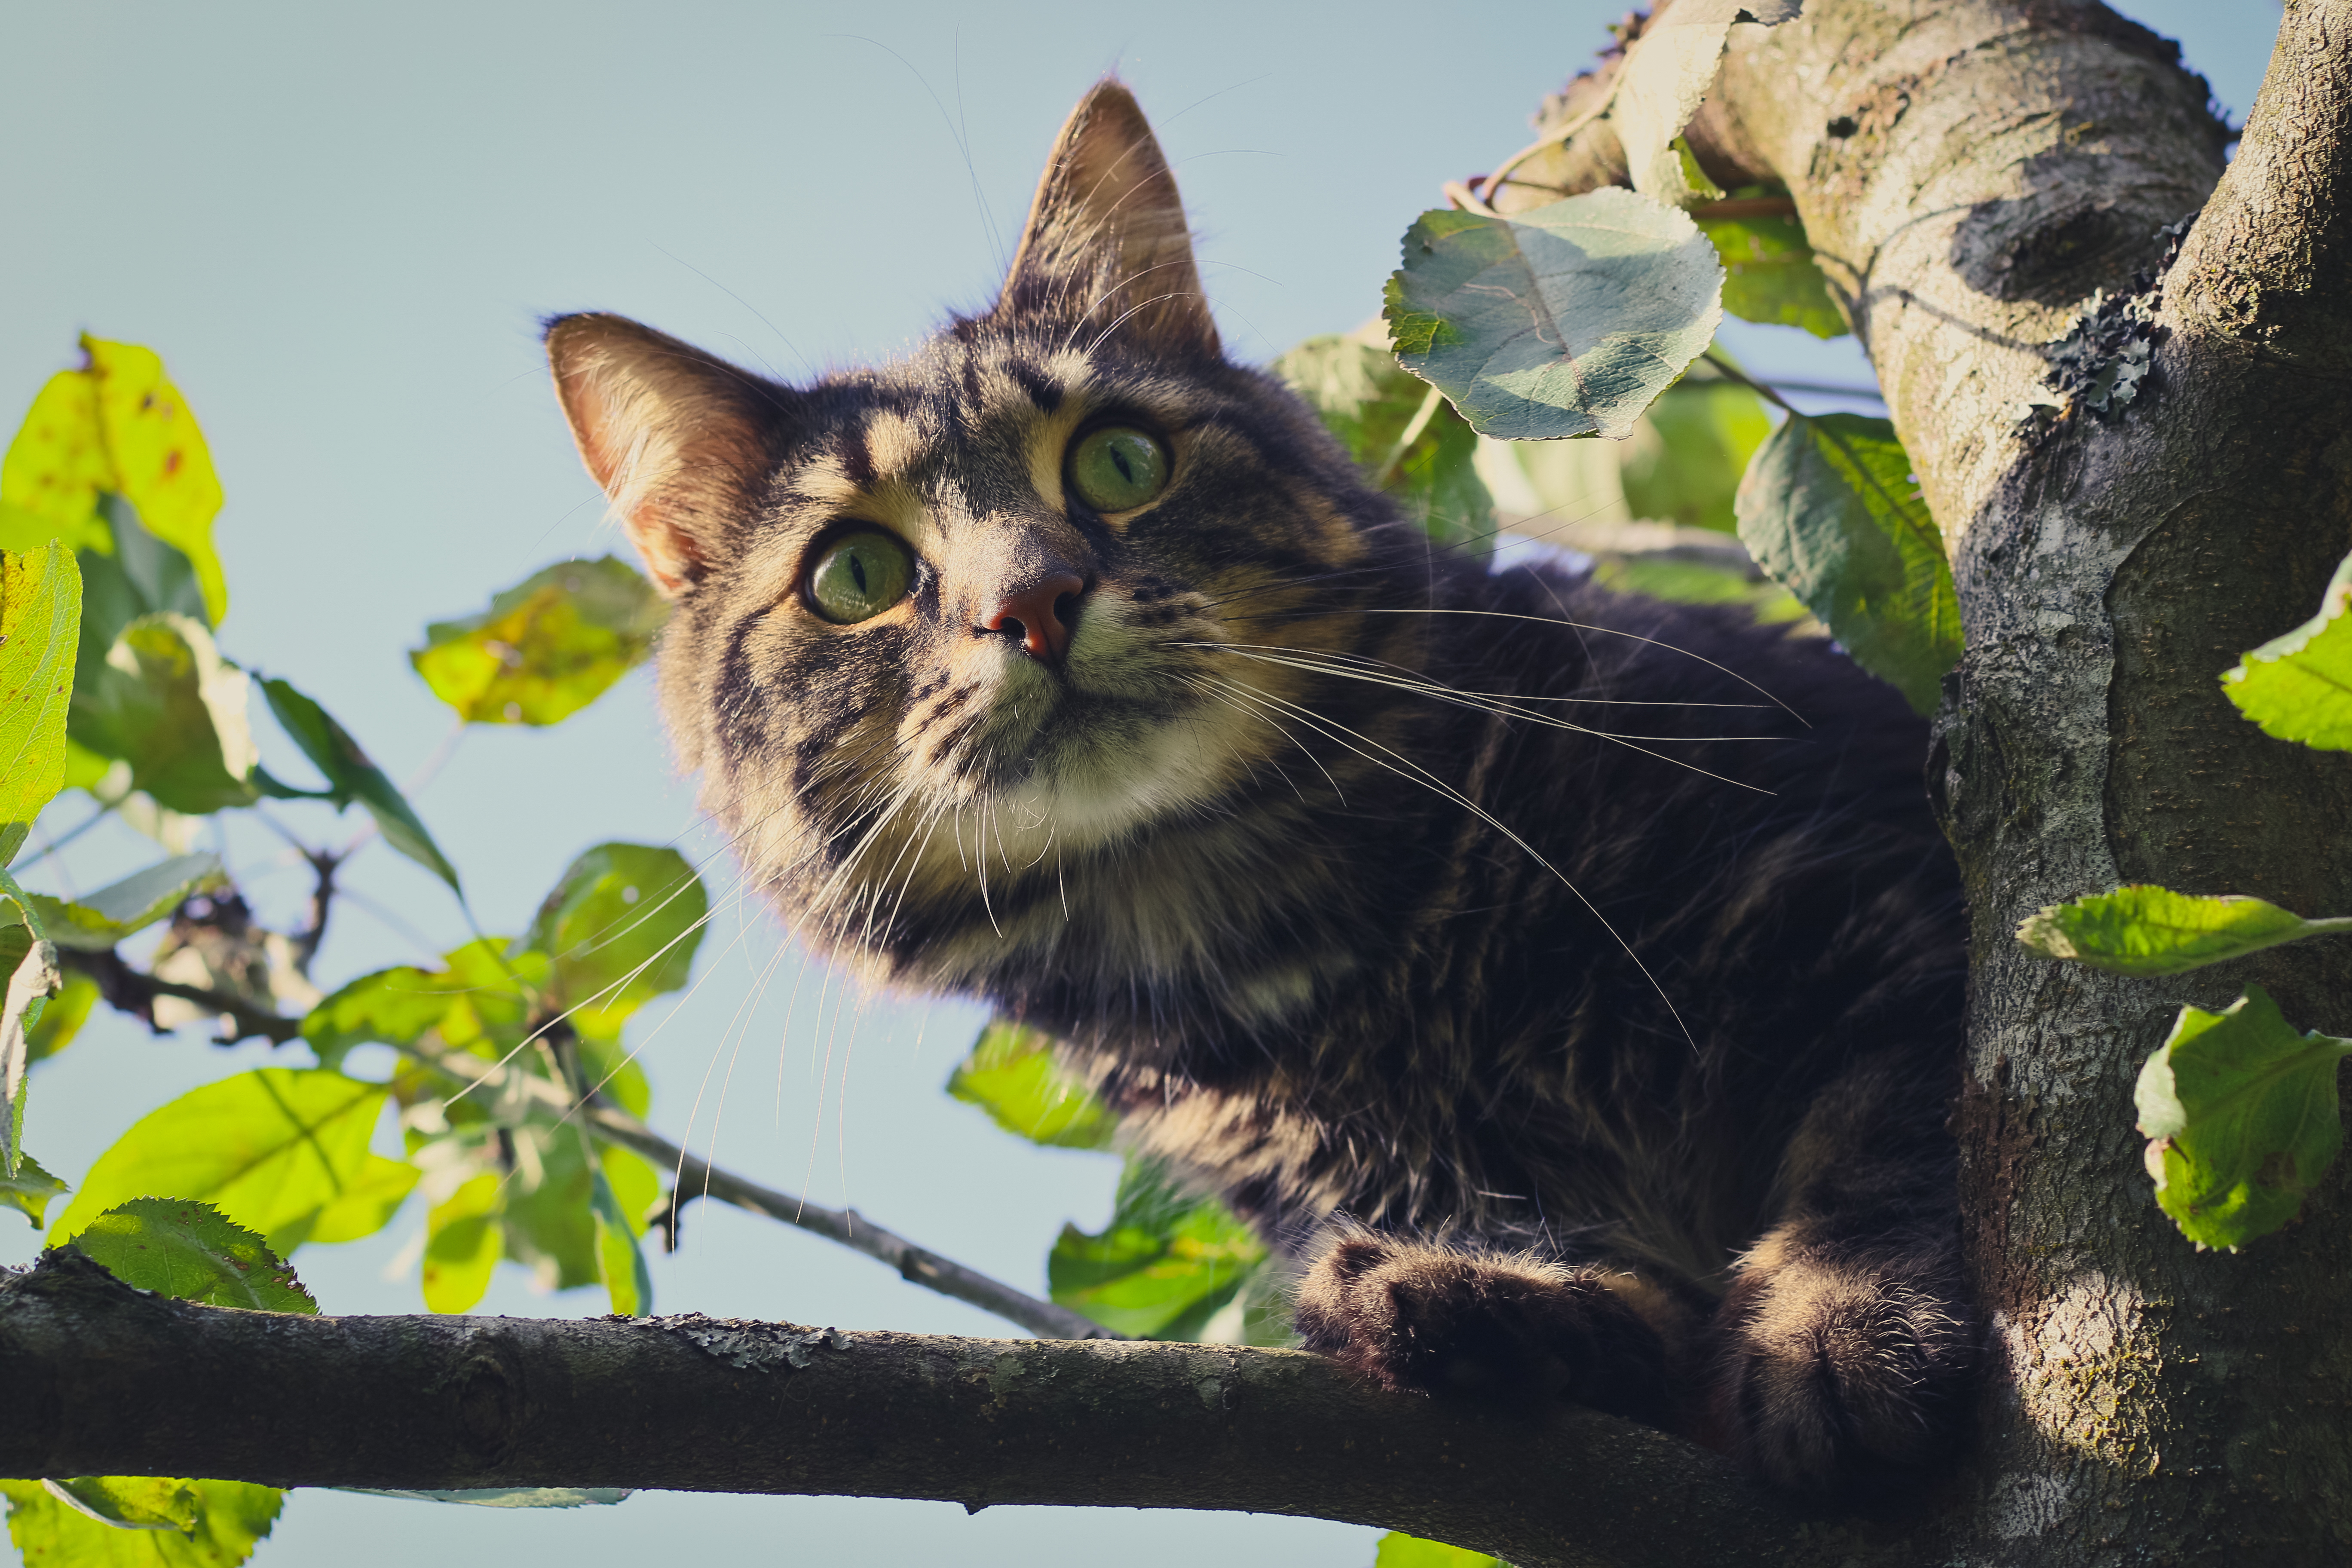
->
1000, 80, 1221, 358
545, 313, 782, 596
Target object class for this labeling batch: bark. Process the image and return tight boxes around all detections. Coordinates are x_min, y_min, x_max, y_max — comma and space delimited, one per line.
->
18, 6, 2351, 1565
1504, 0, 2352, 1560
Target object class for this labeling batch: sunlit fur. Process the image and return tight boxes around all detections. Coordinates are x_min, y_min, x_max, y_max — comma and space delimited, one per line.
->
547, 80, 1973, 1494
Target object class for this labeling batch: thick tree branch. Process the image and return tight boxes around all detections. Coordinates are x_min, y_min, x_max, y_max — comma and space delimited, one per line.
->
0, 1251, 1841, 1568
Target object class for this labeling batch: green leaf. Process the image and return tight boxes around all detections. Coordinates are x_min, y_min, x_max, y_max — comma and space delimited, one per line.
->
2, 1476, 282, 1568
2221, 546, 2352, 751
588, 1159, 653, 1316
422, 1170, 503, 1314
946, 1020, 1118, 1150
41, 1476, 200, 1532
1, 1149, 67, 1227
2135, 985, 2352, 1250
257, 676, 462, 895
1375, 1532, 1504, 1568
0, 542, 83, 866
2018, 885, 2352, 976
1049, 1158, 1268, 1339
27, 851, 226, 952
80, 339, 230, 626
47, 1067, 403, 1256
1620, 372, 1772, 533
523, 842, 707, 1020
26, 971, 96, 1063
331, 1487, 633, 1508
1, 368, 117, 552
1386, 190, 1724, 441
70, 1197, 319, 1312
1733, 412, 1958, 714
69, 613, 259, 815
411, 556, 668, 726
1272, 335, 1494, 557
1699, 206, 1847, 339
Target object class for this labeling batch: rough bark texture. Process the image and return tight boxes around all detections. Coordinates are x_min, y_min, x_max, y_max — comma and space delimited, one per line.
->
14, 6, 2351, 1565
1510, 1, 2352, 1561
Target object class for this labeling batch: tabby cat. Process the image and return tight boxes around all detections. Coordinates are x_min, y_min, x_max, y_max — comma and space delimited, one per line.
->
543, 80, 1973, 1494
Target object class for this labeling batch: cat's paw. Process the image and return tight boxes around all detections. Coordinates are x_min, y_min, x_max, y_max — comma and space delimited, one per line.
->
1292, 1229, 1675, 1423
1708, 1234, 1973, 1494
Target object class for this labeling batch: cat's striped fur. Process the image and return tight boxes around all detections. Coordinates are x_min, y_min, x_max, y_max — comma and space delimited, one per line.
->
545, 80, 1973, 1494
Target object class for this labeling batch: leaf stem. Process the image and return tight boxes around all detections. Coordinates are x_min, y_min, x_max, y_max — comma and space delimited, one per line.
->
1700, 350, 1798, 414
1372, 384, 1448, 488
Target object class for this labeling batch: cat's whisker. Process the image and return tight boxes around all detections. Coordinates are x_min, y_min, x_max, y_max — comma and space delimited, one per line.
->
1198, 671, 1698, 1056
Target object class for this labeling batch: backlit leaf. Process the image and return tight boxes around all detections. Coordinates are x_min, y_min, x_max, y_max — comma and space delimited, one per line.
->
70, 1197, 319, 1313
26, 972, 97, 1063
0, 370, 113, 551
0, 1149, 67, 1228
1273, 334, 1493, 557
2221, 547, 2352, 751
41, 1476, 199, 1532
1386, 190, 1724, 441
947, 1020, 1118, 1150
70, 613, 259, 815
0, 542, 83, 866
2018, 885, 2352, 976
47, 1067, 399, 1256
81, 338, 228, 626
1049, 1158, 1268, 1340
1, 878, 58, 1179
1734, 412, 1957, 713
258, 676, 462, 894
589, 1158, 653, 1316
411, 556, 667, 726
2135, 985, 2352, 1250
1375, 1533, 1504, 1568
422, 1170, 503, 1314
523, 842, 706, 1020
1700, 206, 1847, 339
1, 1476, 282, 1568
28, 851, 226, 952
1620, 371, 1771, 533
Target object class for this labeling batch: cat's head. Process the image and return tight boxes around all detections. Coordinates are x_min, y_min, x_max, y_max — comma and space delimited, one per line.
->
546, 81, 1432, 1004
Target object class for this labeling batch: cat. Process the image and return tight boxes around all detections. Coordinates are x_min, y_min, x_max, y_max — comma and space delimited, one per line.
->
542, 79, 1974, 1495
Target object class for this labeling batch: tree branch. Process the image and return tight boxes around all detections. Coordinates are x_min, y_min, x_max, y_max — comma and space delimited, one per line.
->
0, 1251, 1830, 1568
60, 948, 301, 1046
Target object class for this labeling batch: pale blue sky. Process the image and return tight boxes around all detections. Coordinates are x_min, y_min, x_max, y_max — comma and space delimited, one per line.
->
0, 4, 2276, 1565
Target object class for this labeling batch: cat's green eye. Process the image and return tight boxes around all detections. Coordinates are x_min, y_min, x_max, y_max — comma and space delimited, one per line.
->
1066, 425, 1170, 514
806, 529, 916, 624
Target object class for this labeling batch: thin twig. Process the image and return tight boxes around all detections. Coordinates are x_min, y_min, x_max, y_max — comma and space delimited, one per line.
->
1475, 72, 1628, 205
1700, 350, 1798, 414
60, 949, 303, 1045
291, 851, 340, 980
1372, 384, 1449, 487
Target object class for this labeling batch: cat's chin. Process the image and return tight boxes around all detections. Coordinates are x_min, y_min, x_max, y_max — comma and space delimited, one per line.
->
977, 700, 1246, 854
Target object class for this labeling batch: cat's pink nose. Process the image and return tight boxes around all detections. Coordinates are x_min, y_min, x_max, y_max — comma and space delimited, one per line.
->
982, 572, 1087, 663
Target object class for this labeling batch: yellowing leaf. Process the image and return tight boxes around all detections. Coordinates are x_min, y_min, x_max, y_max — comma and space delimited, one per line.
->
0, 542, 83, 866
1375, 1534, 1504, 1568
411, 557, 667, 726
82, 338, 227, 625
0, 371, 113, 547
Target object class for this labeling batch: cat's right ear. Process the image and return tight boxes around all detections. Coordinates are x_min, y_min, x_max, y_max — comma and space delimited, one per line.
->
544, 313, 779, 596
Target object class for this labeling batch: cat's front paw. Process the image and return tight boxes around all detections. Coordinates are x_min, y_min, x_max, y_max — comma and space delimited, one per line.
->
1292, 1229, 1676, 1423
1708, 1235, 1973, 1494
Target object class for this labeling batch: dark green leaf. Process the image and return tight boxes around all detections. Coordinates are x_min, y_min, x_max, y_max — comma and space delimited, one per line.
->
2018, 885, 2352, 976
1, 1148, 66, 1227
1049, 1158, 1268, 1339
1273, 335, 1493, 557
1386, 190, 1724, 441
70, 1197, 318, 1312
2135, 986, 2352, 1250
67, 613, 258, 815
411, 556, 668, 726
947, 1020, 1118, 1150
2221, 547, 2352, 751
47, 1067, 414, 1256
1620, 373, 1772, 533
523, 842, 706, 1021
1, 1475, 282, 1567
27, 851, 225, 952
1699, 208, 1847, 339
1733, 412, 1958, 714
0, 542, 83, 866
257, 676, 462, 894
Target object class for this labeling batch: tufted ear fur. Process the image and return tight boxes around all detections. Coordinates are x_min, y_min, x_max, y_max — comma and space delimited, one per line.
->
999, 80, 1221, 358
544, 312, 782, 596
